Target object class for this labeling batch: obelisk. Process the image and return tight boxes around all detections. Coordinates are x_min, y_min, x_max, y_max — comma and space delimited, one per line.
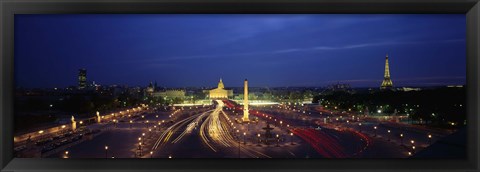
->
96, 111, 101, 123
71, 115, 77, 131
242, 79, 250, 122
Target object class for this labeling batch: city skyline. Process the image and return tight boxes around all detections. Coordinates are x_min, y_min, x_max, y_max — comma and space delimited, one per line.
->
15, 14, 466, 88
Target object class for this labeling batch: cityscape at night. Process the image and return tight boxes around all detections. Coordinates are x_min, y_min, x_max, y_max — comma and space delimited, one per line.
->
14, 14, 466, 158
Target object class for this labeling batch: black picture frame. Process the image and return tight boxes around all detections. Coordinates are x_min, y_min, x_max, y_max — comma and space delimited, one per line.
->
1, 0, 479, 172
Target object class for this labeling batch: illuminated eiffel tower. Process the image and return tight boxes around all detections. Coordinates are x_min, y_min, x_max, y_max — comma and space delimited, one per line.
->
380, 53, 393, 89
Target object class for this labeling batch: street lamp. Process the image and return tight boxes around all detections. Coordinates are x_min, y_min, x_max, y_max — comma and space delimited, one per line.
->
290, 132, 294, 145
243, 132, 246, 145
373, 126, 377, 137
150, 151, 153, 158
276, 134, 280, 147
64, 151, 69, 158
358, 123, 362, 133
400, 133, 404, 145
139, 142, 143, 157
257, 133, 261, 146
428, 134, 432, 144
105, 145, 108, 158
387, 130, 391, 141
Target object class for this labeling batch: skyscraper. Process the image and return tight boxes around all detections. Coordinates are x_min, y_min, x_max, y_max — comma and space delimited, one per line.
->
380, 54, 393, 89
78, 69, 87, 89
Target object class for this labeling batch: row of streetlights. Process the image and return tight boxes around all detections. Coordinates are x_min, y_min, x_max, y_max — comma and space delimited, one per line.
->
356, 122, 433, 146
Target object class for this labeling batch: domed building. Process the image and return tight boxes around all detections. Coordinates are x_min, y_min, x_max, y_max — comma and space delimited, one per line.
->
208, 78, 233, 99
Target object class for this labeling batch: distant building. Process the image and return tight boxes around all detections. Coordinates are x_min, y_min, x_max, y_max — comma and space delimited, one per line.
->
447, 85, 464, 88
380, 54, 394, 90
207, 78, 233, 99
399, 87, 421, 92
78, 69, 87, 89
327, 83, 351, 92
145, 82, 155, 96
153, 89, 186, 99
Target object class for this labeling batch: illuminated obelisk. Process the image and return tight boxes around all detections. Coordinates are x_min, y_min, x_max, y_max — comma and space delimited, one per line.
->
242, 79, 250, 122
71, 115, 77, 132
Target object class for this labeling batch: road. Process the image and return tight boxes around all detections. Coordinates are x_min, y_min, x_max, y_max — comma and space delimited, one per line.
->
46, 100, 423, 158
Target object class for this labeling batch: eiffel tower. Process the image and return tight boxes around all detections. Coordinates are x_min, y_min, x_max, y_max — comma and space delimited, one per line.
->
380, 53, 393, 89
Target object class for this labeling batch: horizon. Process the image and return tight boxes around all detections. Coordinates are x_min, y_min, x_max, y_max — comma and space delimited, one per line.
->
15, 14, 466, 88
16, 80, 465, 90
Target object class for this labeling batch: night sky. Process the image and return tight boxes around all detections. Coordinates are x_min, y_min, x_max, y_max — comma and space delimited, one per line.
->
14, 14, 466, 88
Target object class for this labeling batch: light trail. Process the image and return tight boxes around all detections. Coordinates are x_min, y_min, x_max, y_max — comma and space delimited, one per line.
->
172, 111, 209, 144
199, 100, 271, 158
152, 110, 212, 150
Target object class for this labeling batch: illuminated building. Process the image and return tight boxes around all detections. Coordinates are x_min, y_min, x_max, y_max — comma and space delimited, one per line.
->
400, 87, 421, 92
380, 54, 394, 89
153, 89, 186, 99
208, 78, 233, 99
78, 69, 87, 89
242, 79, 250, 122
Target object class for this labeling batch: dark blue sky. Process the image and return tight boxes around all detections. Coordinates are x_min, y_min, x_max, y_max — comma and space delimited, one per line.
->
15, 14, 466, 88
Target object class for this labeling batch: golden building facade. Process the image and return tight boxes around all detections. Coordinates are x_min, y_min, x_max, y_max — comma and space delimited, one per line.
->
208, 79, 233, 99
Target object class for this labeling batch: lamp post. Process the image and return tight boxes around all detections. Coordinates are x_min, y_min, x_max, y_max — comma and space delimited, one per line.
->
290, 132, 294, 145
243, 132, 246, 145
400, 133, 404, 145
139, 142, 143, 157
38, 130, 44, 140
428, 134, 432, 144
374, 126, 377, 137
257, 133, 261, 146
64, 151, 69, 158
105, 145, 108, 158
61, 125, 66, 135
358, 123, 362, 133
150, 151, 153, 158
276, 134, 280, 147
387, 130, 391, 141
